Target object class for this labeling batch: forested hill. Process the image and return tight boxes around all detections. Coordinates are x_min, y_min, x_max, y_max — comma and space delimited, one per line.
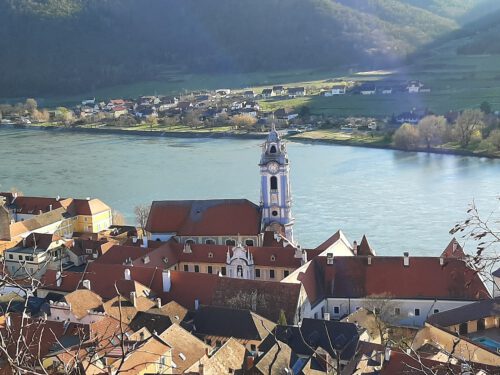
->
0, 0, 495, 98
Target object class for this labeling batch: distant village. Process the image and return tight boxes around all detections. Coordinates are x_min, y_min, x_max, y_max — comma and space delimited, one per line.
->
0, 127, 499, 374
0, 79, 442, 132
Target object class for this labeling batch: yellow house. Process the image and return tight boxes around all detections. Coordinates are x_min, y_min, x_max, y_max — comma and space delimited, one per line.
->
70, 198, 112, 233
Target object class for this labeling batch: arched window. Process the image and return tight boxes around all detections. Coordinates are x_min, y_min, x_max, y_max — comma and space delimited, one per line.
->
270, 176, 278, 190
225, 239, 236, 246
185, 239, 195, 245
205, 239, 216, 245
237, 265, 243, 278
270, 145, 277, 154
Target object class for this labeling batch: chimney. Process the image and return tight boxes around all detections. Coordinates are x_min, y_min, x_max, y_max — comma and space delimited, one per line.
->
194, 298, 200, 310
367, 256, 372, 265
82, 279, 91, 290
439, 257, 444, 266
130, 291, 137, 308
156, 297, 162, 308
384, 348, 391, 362
56, 270, 62, 287
162, 270, 171, 292
323, 312, 330, 321
6, 315, 11, 328
353, 241, 358, 255
49, 204, 53, 211
124, 268, 131, 280
56, 195, 60, 201
403, 252, 410, 267
141, 236, 148, 248
198, 363, 204, 375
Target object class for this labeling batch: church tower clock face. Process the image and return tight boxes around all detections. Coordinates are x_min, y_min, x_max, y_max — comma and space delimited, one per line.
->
267, 162, 279, 174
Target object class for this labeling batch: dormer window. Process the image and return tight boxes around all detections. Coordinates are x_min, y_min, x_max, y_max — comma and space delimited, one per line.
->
208, 252, 214, 258
270, 255, 276, 262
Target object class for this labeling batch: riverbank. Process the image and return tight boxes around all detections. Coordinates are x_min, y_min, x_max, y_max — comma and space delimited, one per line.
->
2, 123, 499, 159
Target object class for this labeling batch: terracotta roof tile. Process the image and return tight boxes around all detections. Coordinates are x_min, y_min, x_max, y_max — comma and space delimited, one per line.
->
63, 289, 103, 320
146, 199, 261, 236
159, 324, 210, 374
93, 244, 152, 265
314, 256, 490, 300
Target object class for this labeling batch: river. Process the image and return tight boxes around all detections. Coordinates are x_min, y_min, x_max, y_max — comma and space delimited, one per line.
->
0, 127, 499, 255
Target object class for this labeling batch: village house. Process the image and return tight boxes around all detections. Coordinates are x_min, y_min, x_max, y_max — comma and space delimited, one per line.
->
243, 90, 255, 98
261, 88, 275, 99
331, 83, 347, 95
407, 80, 424, 93
412, 297, 500, 367
4, 233, 71, 278
287, 87, 306, 98
185, 305, 275, 352
272, 85, 286, 95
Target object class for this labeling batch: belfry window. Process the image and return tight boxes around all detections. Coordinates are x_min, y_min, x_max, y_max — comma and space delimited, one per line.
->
270, 176, 278, 190
270, 145, 277, 154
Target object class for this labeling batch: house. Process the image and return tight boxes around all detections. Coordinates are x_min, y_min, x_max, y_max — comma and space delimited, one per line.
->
288, 87, 306, 98
111, 106, 128, 118
177, 101, 193, 112
158, 323, 210, 374
359, 84, 376, 95
272, 86, 286, 95
185, 305, 275, 351
256, 318, 360, 374
331, 83, 347, 95
186, 337, 247, 374
47, 289, 104, 324
215, 89, 231, 96
379, 86, 393, 95
243, 90, 255, 98
273, 108, 298, 121
395, 111, 423, 124
412, 297, 500, 367
261, 88, 275, 99
4, 233, 71, 278
283, 242, 490, 326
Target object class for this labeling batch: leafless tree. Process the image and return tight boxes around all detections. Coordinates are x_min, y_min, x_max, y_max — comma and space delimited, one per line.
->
453, 109, 484, 147
134, 204, 150, 238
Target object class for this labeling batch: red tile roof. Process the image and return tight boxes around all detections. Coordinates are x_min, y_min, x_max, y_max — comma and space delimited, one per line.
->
303, 256, 490, 301
314, 230, 341, 252
145, 199, 261, 236
0, 194, 64, 214
92, 244, 152, 265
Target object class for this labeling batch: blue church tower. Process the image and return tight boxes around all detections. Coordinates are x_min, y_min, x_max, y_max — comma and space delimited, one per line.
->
259, 124, 295, 243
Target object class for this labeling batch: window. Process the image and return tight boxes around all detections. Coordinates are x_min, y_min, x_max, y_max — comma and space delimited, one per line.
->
221, 267, 226, 276
26, 256, 33, 262
270, 255, 276, 262
374, 308, 380, 315
207, 266, 213, 274
245, 239, 254, 246
270, 176, 278, 190
8, 254, 13, 260
18, 255, 23, 261
433, 309, 439, 314
255, 269, 261, 278
270, 145, 277, 154
394, 308, 401, 316
270, 269, 275, 279
183, 265, 189, 272
194, 265, 200, 273
272, 210, 278, 216
206, 338, 212, 345
208, 252, 214, 258
86, 249, 92, 254
414, 308, 420, 316
334, 306, 340, 314
205, 239, 216, 245
284, 270, 289, 278
185, 239, 195, 244
216, 340, 222, 347
250, 344, 257, 352
225, 239, 236, 246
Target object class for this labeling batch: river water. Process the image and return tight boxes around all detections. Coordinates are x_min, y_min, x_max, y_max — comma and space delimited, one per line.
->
0, 128, 499, 255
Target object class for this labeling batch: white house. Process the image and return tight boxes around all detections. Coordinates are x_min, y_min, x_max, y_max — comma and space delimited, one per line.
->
331, 84, 347, 95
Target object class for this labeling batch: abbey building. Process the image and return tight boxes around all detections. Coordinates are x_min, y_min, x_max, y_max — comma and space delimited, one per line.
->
146, 125, 296, 246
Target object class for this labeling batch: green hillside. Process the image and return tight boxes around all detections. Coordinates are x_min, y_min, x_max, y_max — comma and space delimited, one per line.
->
0, 0, 494, 98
